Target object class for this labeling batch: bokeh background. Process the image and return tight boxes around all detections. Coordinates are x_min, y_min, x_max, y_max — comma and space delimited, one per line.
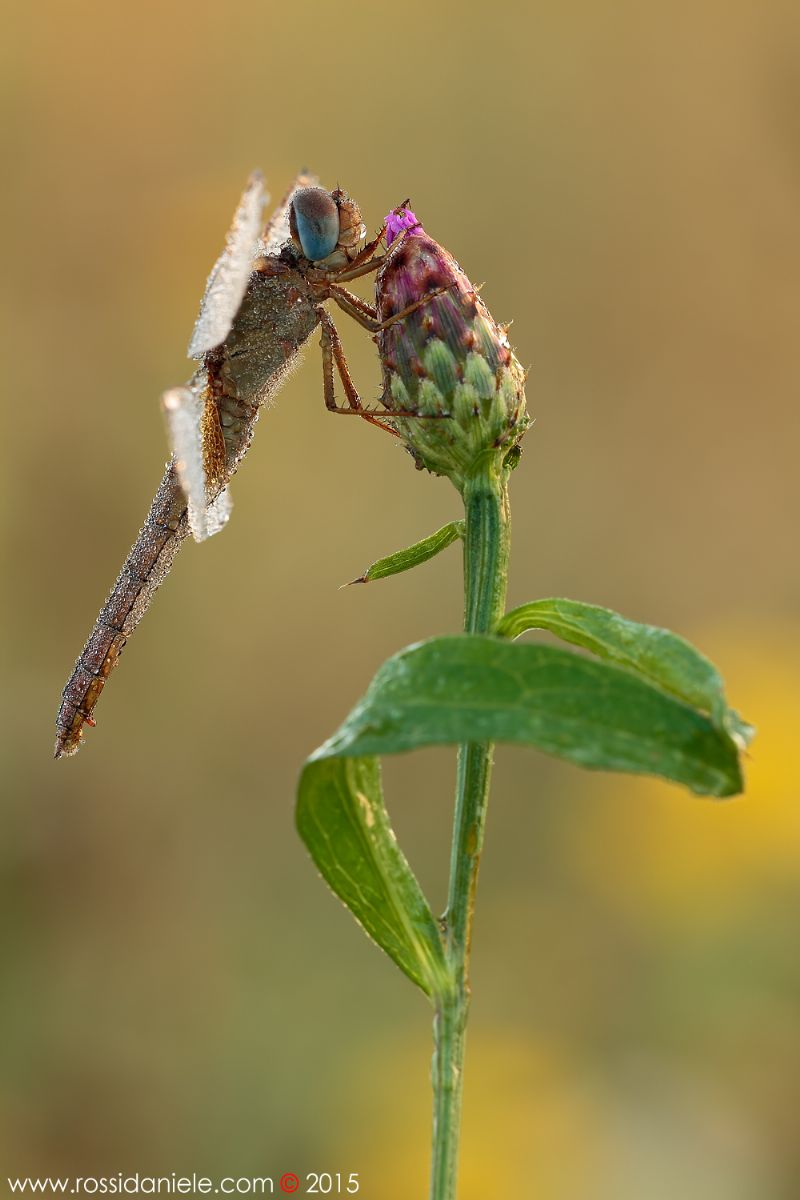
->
3, 1, 799, 1195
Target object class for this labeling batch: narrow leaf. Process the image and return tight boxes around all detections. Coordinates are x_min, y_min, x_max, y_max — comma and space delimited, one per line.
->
496, 598, 753, 747
309, 636, 745, 797
297, 755, 450, 998
348, 521, 464, 584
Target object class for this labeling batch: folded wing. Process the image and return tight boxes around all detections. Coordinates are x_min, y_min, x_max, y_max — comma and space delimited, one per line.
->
162, 386, 232, 542
187, 172, 267, 360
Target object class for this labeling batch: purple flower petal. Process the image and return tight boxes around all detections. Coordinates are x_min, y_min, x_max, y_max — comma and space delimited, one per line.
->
385, 204, 422, 246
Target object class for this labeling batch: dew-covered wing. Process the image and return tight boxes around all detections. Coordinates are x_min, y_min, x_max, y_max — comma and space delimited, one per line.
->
187, 172, 267, 360
161, 386, 231, 542
205, 486, 233, 537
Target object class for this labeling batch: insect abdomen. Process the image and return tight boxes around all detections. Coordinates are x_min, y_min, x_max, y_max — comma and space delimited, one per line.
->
54, 463, 188, 757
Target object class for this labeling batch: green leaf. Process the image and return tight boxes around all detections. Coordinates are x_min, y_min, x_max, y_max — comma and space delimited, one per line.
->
308, 636, 745, 798
298, 632, 748, 992
348, 520, 464, 584
496, 598, 753, 748
296, 755, 450, 999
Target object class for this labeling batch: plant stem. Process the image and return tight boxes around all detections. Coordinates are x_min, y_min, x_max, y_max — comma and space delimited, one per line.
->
430, 458, 511, 1200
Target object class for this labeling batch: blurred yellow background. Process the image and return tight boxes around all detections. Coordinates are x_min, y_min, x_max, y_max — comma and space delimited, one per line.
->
3, 0, 799, 1195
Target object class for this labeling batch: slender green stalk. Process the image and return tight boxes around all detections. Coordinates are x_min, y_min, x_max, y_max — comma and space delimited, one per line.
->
430, 458, 511, 1200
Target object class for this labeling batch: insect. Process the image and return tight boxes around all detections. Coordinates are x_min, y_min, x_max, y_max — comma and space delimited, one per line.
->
54, 174, 436, 758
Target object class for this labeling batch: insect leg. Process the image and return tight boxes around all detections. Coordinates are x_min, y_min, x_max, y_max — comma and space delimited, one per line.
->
317, 308, 450, 430
336, 225, 388, 273
329, 284, 450, 334
318, 309, 402, 437
333, 220, 417, 281
327, 284, 379, 322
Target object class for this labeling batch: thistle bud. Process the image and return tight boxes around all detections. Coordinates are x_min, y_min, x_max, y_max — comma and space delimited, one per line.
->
377, 206, 529, 489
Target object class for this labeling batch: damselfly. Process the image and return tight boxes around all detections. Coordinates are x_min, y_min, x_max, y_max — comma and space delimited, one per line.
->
54, 174, 432, 758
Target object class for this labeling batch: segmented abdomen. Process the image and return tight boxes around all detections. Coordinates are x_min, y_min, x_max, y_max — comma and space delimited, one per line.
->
54, 462, 189, 757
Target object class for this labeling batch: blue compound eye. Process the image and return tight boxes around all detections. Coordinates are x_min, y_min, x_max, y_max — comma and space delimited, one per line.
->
289, 187, 340, 262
